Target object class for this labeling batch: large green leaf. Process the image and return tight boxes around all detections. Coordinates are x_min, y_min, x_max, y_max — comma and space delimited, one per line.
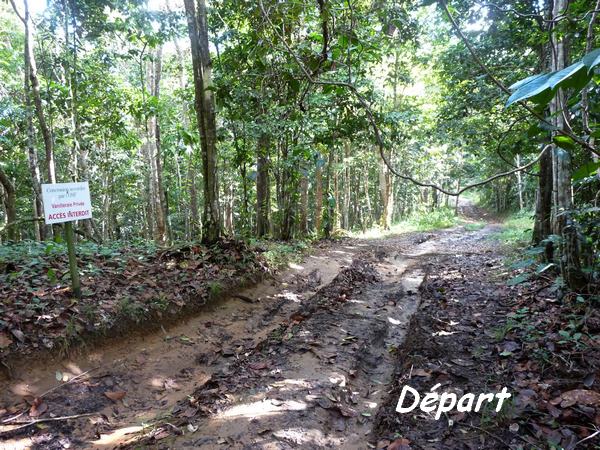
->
505, 73, 553, 107
553, 135, 576, 151
509, 73, 545, 92
572, 161, 600, 181
548, 62, 590, 90
583, 48, 600, 74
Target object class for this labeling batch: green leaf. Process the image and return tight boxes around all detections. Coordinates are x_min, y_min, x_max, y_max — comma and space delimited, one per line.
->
508, 73, 545, 92
572, 161, 600, 181
553, 135, 577, 151
547, 62, 588, 90
583, 48, 600, 73
505, 73, 553, 107
507, 273, 530, 286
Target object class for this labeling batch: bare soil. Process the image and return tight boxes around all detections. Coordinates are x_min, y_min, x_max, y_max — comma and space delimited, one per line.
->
2, 209, 596, 450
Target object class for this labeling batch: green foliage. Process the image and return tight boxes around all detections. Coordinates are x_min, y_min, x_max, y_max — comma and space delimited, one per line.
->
260, 240, 311, 269
490, 210, 533, 247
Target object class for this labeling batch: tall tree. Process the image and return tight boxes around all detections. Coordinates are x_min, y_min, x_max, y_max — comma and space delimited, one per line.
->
184, 0, 220, 243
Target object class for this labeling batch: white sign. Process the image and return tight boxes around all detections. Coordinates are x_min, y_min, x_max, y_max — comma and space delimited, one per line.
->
42, 182, 93, 224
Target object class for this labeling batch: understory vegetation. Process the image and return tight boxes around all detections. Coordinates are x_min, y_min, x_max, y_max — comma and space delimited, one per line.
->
0, 0, 599, 447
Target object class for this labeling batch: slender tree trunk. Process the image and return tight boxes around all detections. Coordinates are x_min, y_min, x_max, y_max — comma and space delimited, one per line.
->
184, 0, 220, 243
342, 140, 351, 230
256, 133, 270, 237
333, 147, 340, 230
363, 161, 372, 230
12, 0, 56, 185
152, 47, 168, 243
0, 168, 17, 241
379, 149, 393, 230
299, 173, 308, 235
549, 0, 585, 289
515, 154, 524, 210
173, 37, 200, 240
23, 29, 44, 240
315, 162, 323, 234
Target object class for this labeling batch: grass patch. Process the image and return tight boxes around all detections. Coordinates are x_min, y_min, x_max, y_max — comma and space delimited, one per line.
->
491, 210, 534, 247
352, 207, 459, 239
462, 221, 486, 231
256, 240, 312, 269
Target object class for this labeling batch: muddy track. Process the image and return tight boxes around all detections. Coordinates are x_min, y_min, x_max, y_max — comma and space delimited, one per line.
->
0, 224, 496, 449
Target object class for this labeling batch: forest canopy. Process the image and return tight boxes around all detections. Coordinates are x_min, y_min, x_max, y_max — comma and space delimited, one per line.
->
0, 0, 599, 290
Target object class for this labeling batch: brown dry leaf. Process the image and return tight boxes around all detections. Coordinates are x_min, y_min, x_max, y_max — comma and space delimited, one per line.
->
0, 333, 13, 349
10, 329, 25, 343
411, 369, 431, 378
338, 405, 358, 417
153, 430, 171, 440
557, 389, 600, 408
29, 400, 48, 418
248, 362, 268, 371
104, 390, 127, 402
181, 407, 198, 418
388, 437, 411, 450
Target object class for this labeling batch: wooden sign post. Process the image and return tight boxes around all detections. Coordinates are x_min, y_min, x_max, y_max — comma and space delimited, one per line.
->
41, 182, 93, 298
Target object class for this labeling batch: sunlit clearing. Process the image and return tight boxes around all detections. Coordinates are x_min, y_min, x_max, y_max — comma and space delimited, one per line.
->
10, 382, 35, 397
348, 299, 365, 304
150, 377, 165, 388
276, 291, 301, 303
328, 373, 346, 386
273, 428, 344, 446
288, 262, 304, 270
92, 426, 145, 446
219, 399, 307, 419
64, 362, 83, 375
272, 378, 312, 389
0, 436, 33, 449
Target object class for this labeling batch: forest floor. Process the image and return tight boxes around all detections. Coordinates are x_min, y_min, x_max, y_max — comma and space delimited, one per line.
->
1, 203, 599, 450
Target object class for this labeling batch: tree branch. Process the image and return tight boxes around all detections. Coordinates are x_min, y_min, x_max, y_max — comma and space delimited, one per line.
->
258, 0, 551, 196
439, 0, 599, 157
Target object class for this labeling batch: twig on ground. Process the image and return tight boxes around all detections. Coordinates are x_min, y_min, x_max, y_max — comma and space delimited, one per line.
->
0, 412, 97, 436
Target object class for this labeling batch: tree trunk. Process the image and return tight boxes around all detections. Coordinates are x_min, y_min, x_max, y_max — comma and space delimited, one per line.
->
342, 140, 351, 230
13, 0, 56, 185
315, 162, 323, 234
299, 173, 308, 235
333, 147, 340, 230
256, 133, 270, 237
379, 149, 393, 230
184, 0, 220, 243
0, 168, 17, 241
173, 36, 200, 240
23, 25, 44, 240
549, 0, 585, 289
515, 154, 524, 210
363, 161, 372, 231
151, 47, 168, 243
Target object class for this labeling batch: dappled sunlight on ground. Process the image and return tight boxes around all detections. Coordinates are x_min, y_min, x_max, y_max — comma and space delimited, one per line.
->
92, 425, 145, 447
218, 398, 308, 419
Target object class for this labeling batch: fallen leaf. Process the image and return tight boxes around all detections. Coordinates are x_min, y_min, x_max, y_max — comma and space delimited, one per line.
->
29, 400, 48, 418
556, 389, 600, 408
10, 329, 25, 343
249, 362, 268, 371
411, 369, 431, 378
104, 391, 127, 402
388, 437, 411, 450
0, 333, 13, 349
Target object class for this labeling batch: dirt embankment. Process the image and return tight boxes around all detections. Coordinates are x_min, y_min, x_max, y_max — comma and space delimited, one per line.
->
3, 217, 596, 449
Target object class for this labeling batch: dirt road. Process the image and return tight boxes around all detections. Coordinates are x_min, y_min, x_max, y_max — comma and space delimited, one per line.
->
0, 217, 500, 449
